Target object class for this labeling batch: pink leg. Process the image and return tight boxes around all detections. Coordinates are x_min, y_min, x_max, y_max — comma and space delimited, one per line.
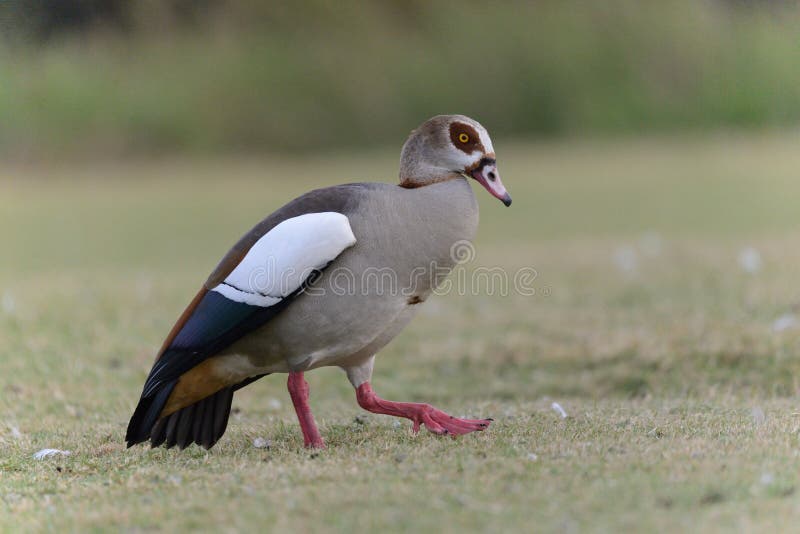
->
356, 382, 492, 436
287, 371, 325, 449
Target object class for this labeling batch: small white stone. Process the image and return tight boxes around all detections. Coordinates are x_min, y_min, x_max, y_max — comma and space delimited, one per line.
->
253, 437, 271, 449
33, 449, 72, 460
10, 426, 21, 439
2, 292, 15, 314
738, 247, 762, 274
760, 472, 775, 486
751, 406, 766, 425
267, 398, 282, 410
613, 246, 638, 274
773, 313, 798, 333
551, 402, 568, 419
527, 452, 538, 461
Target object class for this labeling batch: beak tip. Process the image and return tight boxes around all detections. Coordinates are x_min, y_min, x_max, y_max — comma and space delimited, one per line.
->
502, 195, 512, 207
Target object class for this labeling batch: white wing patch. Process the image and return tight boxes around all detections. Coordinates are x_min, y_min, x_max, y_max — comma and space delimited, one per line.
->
212, 212, 356, 306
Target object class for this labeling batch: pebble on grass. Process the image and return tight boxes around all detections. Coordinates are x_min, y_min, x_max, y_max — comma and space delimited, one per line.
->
253, 437, 271, 449
613, 246, 638, 274
1, 292, 15, 315
772, 313, 797, 333
751, 406, 766, 426
551, 402, 568, 419
738, 247, 762, 274
33, 449, 72, 460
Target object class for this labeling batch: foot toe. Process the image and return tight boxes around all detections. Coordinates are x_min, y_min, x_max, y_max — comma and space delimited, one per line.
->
420, 413, 448, 435
427, 410, 492, 435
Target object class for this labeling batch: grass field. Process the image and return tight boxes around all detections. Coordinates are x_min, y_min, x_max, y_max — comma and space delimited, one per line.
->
2, 133, 800, 531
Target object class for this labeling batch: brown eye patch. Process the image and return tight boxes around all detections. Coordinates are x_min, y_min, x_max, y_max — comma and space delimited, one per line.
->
449, 122, 485, 154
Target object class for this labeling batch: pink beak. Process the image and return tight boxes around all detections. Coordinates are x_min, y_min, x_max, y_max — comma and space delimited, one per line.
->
469, 159, 511, 207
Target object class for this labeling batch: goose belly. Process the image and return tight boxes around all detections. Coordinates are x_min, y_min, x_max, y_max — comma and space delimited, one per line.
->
226, 285, 420, 371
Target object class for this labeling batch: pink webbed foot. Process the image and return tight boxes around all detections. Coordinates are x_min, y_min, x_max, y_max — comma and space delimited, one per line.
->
408, 405, 493, 435
355, 382, 492, 436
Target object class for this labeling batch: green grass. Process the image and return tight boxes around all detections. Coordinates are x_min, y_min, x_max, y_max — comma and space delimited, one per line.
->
3, 133, 800, 531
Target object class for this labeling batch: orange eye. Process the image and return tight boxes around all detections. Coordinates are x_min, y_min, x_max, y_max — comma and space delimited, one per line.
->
458, 133, 470, 143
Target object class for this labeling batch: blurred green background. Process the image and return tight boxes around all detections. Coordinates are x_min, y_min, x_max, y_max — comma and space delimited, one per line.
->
5, 2, 800, 531
1, 0, 800, 158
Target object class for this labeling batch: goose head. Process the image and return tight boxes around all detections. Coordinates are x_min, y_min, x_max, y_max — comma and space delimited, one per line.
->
399, 114, 511, 206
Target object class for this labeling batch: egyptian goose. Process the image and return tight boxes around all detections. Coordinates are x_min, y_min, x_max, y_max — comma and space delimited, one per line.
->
126, 115, 511, 449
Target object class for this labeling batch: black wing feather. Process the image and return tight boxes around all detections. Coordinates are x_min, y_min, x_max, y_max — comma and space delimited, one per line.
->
141, 375, 266, 450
